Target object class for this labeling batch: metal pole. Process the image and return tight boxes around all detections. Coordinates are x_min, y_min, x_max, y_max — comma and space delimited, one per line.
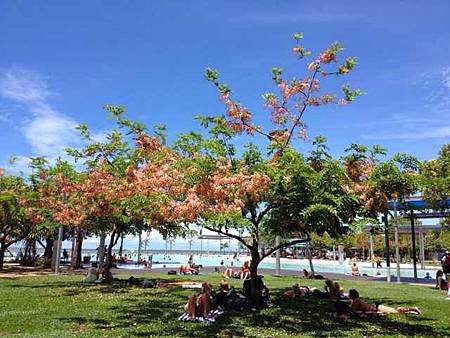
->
369, 234, 374, 268
275, 235, 281, 276
394, 201, 401, 283
419, 228, 425, 270
394, 225, 401, 283
383, 212, 391, 283
54, 226, 63, 274
200, 235, 203, 257
137, 231, 142, 264
410, 209, 418, 279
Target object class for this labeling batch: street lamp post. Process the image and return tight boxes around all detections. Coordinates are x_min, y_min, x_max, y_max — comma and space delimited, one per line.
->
394, 200, 401, 283
409, 209, 418, 279
383, 212, 391, 283
369, 227, 374, 268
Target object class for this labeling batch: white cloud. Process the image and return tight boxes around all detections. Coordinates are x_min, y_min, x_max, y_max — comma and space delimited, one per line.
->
0, 68, 50, 103
364, 125, 450, 140
442, 67, 450, 90
0, 67, 81, 165
364, 66, 450, 141
2, 155, 31, 177
23, 103, 79, 156
91, 130, 109, 143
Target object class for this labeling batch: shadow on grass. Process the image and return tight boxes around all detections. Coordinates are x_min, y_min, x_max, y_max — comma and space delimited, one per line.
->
58, 282, 449, 337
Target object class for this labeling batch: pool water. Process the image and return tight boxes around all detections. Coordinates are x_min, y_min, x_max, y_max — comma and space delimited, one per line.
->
113, 253, 438, 279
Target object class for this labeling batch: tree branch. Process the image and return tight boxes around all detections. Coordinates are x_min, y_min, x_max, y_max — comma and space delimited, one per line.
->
256, 203, 273, 224
37, 239, 46, 249
3, 236, 26, 249
261, 235, 310, 260
202, 225, 252, 250
221, 135, 235, 166
113, 230, 121, 247
282, 69, 319, 150
242, 121, 273, 140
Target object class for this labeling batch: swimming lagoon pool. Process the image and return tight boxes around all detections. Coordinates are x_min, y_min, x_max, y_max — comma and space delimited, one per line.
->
114, 253, 438, 279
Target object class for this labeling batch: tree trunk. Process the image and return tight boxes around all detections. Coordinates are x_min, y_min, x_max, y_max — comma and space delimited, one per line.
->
43, 237, 53, 260
0, 242, 6, 270
98, 234, 106, 266
71, 229, 84, 269
102, 232, 116, 284
21, 238, 37, 266
71, 230, 76, 263
118, 233, 124, 257
249, 247, 263, 308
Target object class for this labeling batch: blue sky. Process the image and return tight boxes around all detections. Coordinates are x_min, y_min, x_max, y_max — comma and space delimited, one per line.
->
1, 1, 449, 250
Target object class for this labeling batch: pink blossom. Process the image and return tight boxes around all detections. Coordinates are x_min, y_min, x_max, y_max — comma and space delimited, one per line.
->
307, 62, 318, 72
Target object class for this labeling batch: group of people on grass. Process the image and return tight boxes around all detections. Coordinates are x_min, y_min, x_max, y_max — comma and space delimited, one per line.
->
179, 269, 422, 325
84, 262, 114, 284
282, 275, 421, 320
222, 260, 250, 280
180, 277, 269, 323
82, 250, 450, 324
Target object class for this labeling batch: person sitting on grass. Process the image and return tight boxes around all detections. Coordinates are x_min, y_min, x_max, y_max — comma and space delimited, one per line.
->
348, 289, 421, 315
219, 279, 230, 292
435, 270, 449, 290
214, 280, 231, 308
223, 266, 234, 278
180, 260, 199, 275
324, 279, 345, 298
223, 261, 250, 279
84, 263, 98, 283
239, 260, 251, 280
302, 269, 312, 278
184, 282, 213, 320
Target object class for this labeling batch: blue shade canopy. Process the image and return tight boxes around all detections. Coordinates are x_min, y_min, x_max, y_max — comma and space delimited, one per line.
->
387, 198, 450, 211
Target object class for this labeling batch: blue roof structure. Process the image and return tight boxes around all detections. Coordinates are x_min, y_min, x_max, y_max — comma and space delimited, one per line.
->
387, 197, 450, 215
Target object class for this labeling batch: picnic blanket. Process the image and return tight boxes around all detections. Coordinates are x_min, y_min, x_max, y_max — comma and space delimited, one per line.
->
178, 307, 224, 325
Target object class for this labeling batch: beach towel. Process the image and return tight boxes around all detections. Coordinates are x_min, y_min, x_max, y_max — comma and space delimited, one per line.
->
181, 282, 203, 289
178, 307, 224, 325
166, 281, 203, 288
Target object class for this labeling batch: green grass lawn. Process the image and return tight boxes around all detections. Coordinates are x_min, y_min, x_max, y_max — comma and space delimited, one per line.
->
0, 272, 448, 337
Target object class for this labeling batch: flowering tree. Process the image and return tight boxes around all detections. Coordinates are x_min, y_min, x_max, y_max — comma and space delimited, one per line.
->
25, 157, 87, 267
62, 107, 189, 280
0, 172, 33, 270
165, 33, 363, 305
